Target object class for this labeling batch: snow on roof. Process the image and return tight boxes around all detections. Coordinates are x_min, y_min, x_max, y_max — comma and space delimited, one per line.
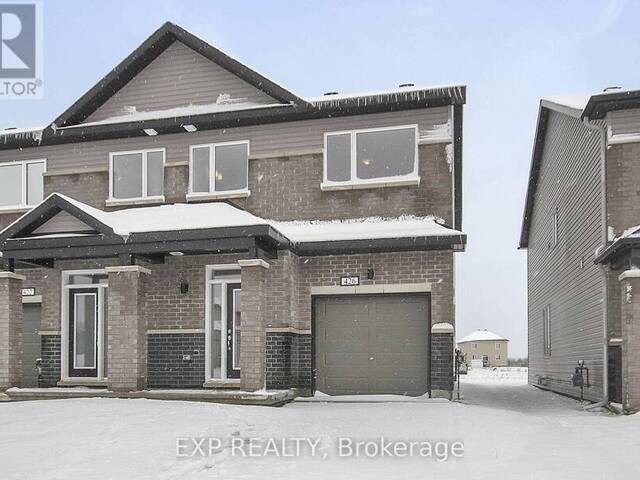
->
273, 216, 461, 243
542, 93, 593, 112
68, 101, 290, 128
458, 329, 508, 343
11, 194, 463, 244
541, 88, 639, 115
0, 125, 46, 143
307, 84, 465, 103
55, 193, 267, 237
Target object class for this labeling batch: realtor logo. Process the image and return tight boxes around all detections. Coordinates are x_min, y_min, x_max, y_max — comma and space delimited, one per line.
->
0, 2, 42, 98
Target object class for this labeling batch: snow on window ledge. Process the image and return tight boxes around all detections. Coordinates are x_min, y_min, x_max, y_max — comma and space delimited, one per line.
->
186, 190, 251, 202
320, 176, 420, 192
105, 196, 165, 208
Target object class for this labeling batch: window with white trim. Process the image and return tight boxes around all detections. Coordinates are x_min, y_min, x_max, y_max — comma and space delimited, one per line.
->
109, 149, 165, 201
543, 304, 551, 356
189, 141, 249, 196
0, 159, 46, 209
323, 125, 418, 188
496, 342, 501, 350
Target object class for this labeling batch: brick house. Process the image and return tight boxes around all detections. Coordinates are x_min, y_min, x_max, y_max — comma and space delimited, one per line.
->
0, 22, 466, 399
520, 88, 640, 412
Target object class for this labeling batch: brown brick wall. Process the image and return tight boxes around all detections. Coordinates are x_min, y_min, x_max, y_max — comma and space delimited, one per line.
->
33, 144, 452, 223
0, 274, 24, 390
607, 143, 640, 236
239, 263, 268, 391
297, 250, 455, 330
107, 268, 149, 391
618, 275, 640, 412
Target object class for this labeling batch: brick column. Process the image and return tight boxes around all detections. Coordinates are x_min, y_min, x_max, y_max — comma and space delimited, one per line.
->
0, 272, 25, 391
618, 271, 640, 412
238, 259, 270, 391
431, 322, 454, 399
105, 266, 150, 392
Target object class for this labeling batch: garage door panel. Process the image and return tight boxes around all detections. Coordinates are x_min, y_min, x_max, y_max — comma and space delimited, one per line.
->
322, 326, 369, 351
322, 352, 370, 367
315, 294, 430, 396
323, 376, 370, 395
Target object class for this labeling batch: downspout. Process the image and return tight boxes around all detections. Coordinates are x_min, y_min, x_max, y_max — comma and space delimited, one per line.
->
583, 116, 609, 405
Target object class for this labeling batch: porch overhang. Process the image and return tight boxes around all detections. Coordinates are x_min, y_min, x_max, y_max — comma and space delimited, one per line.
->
0, 193, 467, 267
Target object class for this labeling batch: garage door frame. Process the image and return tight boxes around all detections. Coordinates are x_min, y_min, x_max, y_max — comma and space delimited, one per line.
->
311, 291, 432, 396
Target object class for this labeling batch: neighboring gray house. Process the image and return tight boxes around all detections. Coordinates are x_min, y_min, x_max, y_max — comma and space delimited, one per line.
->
0, 22, 466, 400
520, 88, 640, 412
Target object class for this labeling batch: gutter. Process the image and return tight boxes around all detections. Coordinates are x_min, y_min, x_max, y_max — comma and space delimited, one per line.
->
582, 116, 609, 405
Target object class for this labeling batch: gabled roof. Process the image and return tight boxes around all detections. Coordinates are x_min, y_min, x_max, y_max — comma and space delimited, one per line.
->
458, 329, 508, 343
519, 88, 640, 249
53, 22, 307, 129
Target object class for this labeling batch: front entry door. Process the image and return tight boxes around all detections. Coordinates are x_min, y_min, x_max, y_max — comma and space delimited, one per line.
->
226, 284, 241, 379
68, 288, 99, 378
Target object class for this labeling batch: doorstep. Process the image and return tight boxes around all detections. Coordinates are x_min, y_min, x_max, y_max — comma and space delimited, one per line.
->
4, 387, 296, 406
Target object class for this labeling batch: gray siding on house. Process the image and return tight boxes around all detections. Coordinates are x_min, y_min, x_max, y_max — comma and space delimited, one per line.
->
527, 110, 605, 401
0, 108, 450, 171
85, 41, 279, 123
32, 211, 94, 235
608, 108, 640, 138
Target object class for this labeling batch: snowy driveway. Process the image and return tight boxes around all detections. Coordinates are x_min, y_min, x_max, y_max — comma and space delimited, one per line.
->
1, 371, 638, 480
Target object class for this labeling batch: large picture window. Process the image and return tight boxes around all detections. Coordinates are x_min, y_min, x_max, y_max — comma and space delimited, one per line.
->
323, 125, 418, 189
189, 141, 249, 198
109, 149, 165, 201
0, 159, 46, 209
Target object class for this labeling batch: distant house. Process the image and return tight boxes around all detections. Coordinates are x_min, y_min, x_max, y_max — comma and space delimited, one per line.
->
457, 329, 509, 367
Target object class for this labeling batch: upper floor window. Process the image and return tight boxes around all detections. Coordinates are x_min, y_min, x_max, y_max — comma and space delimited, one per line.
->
322, 125, 418, 190
189, 141, 249, 198
0, 159, 46, 210
496, 343, 501, 350
109, 148, 165, 202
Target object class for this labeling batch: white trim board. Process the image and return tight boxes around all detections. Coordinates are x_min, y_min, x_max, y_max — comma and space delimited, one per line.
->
310, 282, 431, 296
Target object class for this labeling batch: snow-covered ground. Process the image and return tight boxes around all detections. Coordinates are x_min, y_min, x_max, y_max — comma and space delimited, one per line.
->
1, 369, 638, 480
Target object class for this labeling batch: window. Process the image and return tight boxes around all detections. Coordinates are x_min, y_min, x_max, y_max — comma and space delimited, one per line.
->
473, 343, 478, 349
0, 159, 46, 209
189, 141, 249, 197
543, 304, 551, 356
323, 125, 418, 188
109, 149, 165, 201
496, 354, 501, 361
496, 343, 501, 350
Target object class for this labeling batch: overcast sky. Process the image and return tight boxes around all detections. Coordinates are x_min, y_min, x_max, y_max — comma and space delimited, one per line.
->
2, 0, 639, 357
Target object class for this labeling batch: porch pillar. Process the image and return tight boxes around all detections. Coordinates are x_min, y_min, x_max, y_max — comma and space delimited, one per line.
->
105, 265, 150, 392
618, 271, 640, 413
430, 322, 455, 400
238, 259, 270, 391
0, 272, 25, 391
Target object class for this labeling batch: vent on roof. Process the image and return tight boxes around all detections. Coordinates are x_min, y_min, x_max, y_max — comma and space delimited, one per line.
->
603, 86, 622, 92
323, 91, 339, 96
399, 83, 415, 88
